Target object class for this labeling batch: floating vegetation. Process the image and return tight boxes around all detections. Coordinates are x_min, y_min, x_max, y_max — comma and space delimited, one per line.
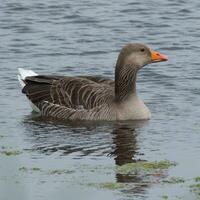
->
162, 195, 183, 200
162, 177, 185, 184
194, 176, 200, 182
99, 182, 126, 190
19, 166, 74, 176
162, 195, 168, 199
190, 183, 200, 190
48, 169, 74, 175
190, 176, 200, 197
1, 150, 22, 156
19, 167, 41, 172
117, 160, 176, 175
19, 167, 28, 172
170, 177, 200, 198
0, 145, 22, 156
88, 182, 126, 190
87, 161, 177, 192
190, 183, 200, 198
32, 167, 41, 171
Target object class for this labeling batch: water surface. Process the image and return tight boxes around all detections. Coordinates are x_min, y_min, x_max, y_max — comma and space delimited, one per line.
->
0, 0, 200, 199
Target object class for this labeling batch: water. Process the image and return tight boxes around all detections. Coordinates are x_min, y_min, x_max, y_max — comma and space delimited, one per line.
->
0, 0, 200, 199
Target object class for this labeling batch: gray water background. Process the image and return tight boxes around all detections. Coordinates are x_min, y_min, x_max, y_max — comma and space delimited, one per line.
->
0, 0, 200, 199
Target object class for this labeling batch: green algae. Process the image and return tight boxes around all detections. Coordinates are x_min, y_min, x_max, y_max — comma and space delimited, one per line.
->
19, 167, 28, 172
141, 160, 176, 169
0, 146, 22, 156
162, 195, 168, 199
32, 167, 41, 171
1, 150, 22, 156
48, 169, 74, 175
162, 195, 182, 200
117, 160, 176, 174
162, 177, 185, 184
19, 166, 74, 175
19, 167, 41, 172
190, 183, 200, 197
190, 183, 200, 189
194, 177, 200, 182
88, 182, 126, 190
99, 182, 126, 190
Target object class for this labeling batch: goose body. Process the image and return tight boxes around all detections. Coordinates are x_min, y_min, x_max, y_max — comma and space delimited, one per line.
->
18, 43, 167, 121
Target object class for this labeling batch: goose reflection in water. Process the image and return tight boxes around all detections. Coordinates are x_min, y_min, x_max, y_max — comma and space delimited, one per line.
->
22, 114, 151, 194
110, 123, 150, 194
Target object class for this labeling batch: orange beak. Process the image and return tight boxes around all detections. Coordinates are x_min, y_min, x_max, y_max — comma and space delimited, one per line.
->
151, 50, 168, 63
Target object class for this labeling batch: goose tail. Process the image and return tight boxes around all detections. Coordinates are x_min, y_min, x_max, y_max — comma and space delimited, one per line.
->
17, 68, 38, 88
17, 68, 40, 113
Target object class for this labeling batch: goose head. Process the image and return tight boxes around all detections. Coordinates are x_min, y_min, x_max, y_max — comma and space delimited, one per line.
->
114, 43, 168, 102
116, 43, 168, 70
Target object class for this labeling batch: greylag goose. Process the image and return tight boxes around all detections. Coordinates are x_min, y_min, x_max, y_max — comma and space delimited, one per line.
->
18, 43, 168, 121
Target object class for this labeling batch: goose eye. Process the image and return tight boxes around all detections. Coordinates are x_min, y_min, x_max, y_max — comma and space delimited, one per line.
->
140, 48, 145, 52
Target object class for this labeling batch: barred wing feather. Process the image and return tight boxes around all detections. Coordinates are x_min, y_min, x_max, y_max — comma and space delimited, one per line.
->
22, 75, 115, 120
